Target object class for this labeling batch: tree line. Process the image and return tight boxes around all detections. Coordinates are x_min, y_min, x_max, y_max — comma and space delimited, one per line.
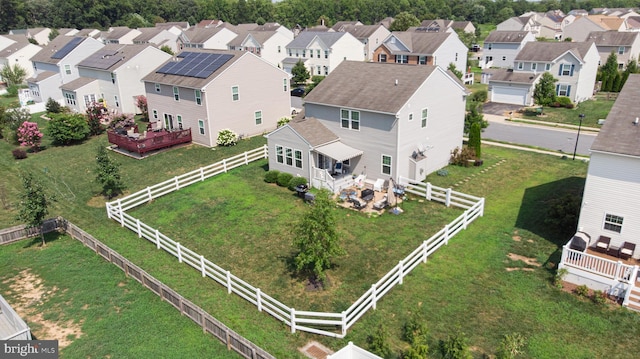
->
2, 0, 639, 33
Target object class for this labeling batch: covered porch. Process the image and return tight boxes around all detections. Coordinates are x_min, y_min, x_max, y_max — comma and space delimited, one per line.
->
311, 141, 363, 193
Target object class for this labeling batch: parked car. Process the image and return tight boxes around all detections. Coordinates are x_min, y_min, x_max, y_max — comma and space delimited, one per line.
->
290, 87, 305, 97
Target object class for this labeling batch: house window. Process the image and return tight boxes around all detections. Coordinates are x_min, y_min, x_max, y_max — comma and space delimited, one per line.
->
302, 50, 306, 57
64, 92, 76, 105
604, 213, 623, 233
409, 113, 413, 121
172, 86, 179, 101
283, 78, 288, 92
276, 145, 284, 163
295, 50, 299, 57
285, 148, 293, 166
421, 108, 428, 128
64, 64, 71, 75
317, 49, 321, 58
111, 72, 116, 84
396, 55, 408, 64
324, 50, 329, 58
455, 52, 458, 61
418, 56, 426, 64
195, 89, 202, 105
83, 94, 96, 106
618, 46, 625, 55
324, 66, 328, 75
152, 109, 158, 119
232, 86, 239, 101
560, 63, 572, 76
487, 43, 492, 50
198, 119, 205, 135
114, 95, 119, 107
545, 63, 551, 71
177, 115, 182, 128
532, 63, 537, 71
517, 62, 523, 70
557, 84, 571, 97
288, 49, 292, 56
502, 56, 506, 61
255, 110, 262, 125
294, 150, 302, 168
278, 45, 281, 53
155, 83, 161, 93
310, 50, 314, 58
341, 109, 360, 130
382, 155, 392, 175
618, 63, 624, 70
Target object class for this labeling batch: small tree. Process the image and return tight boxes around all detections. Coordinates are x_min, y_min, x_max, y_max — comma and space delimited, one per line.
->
390, 11, 420, 31
600, 51, 619, 92
135, 95, 149, 120
95, 146, 125, 199
293, 189, 345, 283
48, 28, 59, 41
464, 101, 487, 134
17, 121, 43, 152
533, 72, 558, 111
47, 113, 90, 145
3, 108, 31, 143
0, 63, 27, 87
160, 45, 174, 55
216, 129, 239, 146
304, 75, 325, 94
291, 60, 310, 85
448, 63, 463, 79
45, 98, 63, 114
16, 172, 52, 246
86, 102, 108, 136
368, 323, 392, 358
439, 330, 472, 359
468, 122, 482, 159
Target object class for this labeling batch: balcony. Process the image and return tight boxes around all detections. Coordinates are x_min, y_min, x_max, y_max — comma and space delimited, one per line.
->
107, 127, 192, 157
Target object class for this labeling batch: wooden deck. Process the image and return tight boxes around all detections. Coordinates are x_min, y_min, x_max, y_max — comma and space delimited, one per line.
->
107, 128, 192, 156
585, 247, 640, 266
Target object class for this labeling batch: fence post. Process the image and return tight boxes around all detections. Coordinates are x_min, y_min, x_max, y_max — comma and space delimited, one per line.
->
200, 167, 205, 181
479, 198, 485, 217
147, 187, 152, 201
223, 159, 228, 172
463, 210, 468, 230
398, 260, 404, 285
257, 288, 262, 312
426, 182, 432, 201
263, 144, 269, 158
444, 224, 450, 245
341, 311, 347, 337
226, 270, 232, 294
423, 240, 428, 263
177, 242, 182, 263
558, 245, 567, 270
445, 188, 451, 207
174, 176, 180, 191
136, 219, 142, 238
244, 151, 249, 165
290, 308, 296, 333
371, 284, 377, 309
117, 199, 124, 225
105, 203, 112, 219
623, 265, 639, 306
200, 255, 206, 277
155, 229, 161, 249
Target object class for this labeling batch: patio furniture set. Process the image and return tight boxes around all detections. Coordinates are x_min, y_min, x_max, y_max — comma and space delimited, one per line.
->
339, 188, 389, 211
594, 236, 636, 261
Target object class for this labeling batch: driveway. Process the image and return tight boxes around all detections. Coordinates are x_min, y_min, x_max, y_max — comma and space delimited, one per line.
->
482, 102, 523, 116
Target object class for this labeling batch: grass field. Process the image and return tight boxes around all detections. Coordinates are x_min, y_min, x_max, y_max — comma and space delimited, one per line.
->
518, 93, 616, 128
3, 102, 640, 358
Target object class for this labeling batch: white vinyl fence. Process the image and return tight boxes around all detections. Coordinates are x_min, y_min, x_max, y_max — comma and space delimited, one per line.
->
106, 148, 485, 337
0, 294, 31, 340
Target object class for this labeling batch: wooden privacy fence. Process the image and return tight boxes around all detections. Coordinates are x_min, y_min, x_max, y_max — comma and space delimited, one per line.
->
106, 147, 486, 338
0, 218, 63, 245
0, 219, 275, 359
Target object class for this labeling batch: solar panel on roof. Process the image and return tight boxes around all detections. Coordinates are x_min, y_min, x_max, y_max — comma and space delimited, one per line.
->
51, 37, 83, 59
156, 52, 233, 79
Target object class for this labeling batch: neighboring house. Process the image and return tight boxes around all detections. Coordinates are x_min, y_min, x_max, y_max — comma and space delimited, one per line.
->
101, 27, 142, 44
133, 27, 180, 53
196, 19, 224, 28
331, 21, 364, 31
59, 28, 80, 37
379, 17, 394, 29
373, 31, 468, 74
335, 24, 390, 61
496, 16, 541, 36
226, 26, 294, 67
537, 10, 566, 39
63, 44, 173, 114
563, 15, 627, 42
482, 30, 535, 68
180, 26, 238, 50
156, 22, 190, 31
586, 31, 640, 68
416, 19, 476, 34
142, 49, 291, 147
10, 27, 52, 45
0, 35, 41, 82
489, 41, 599, 105
626, 16, 640, 31
28, 36, 104, 103
283, 31, 364, 77
265, 61, 467, 192
75, 28, 101, 39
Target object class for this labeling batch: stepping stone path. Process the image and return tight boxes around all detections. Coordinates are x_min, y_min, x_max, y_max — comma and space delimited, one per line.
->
453, 159, 507, 187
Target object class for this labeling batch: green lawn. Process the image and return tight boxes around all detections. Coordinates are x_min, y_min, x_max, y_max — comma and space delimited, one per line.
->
2, 103, 640, 358
519, 93, 615, 127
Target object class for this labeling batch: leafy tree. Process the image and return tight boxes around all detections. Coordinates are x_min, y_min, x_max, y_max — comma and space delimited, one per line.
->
544, 192, 581, 237
464, 101, 488, 134
390, 11, 420, 31
496, 7, 515, 23
291, 60, 310, 85
468, 122, 482, 158
612, 71, 622, 92
17, 121, 43, 152
48, 28, 59, 41
533, 72, 557, 108
47, 113, 90, 145
599, 51, 618, 92
135, 95, 149, 119
3, 107, 30, 143
45, 98, 63, 114
454, 28, 476, 50
16, 172, 53, 246
368, 323, 392, 358
305, 75, 325, 94
448, 63, 463, 79
86, 102, 109, 136
439, 330, 472, 359
95, 145, 125, 199
160, 45, 174, 55
0, 63, 27, 87
293, 189, 345, 282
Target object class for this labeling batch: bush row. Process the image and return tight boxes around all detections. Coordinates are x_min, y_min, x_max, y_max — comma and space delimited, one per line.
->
264, 170, 308, 191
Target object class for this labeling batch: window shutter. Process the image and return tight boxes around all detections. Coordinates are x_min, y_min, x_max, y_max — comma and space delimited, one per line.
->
556, 84, 560, 95
566, 85, 571, 97
558, 65, 562, 76
570, 64, 575, 76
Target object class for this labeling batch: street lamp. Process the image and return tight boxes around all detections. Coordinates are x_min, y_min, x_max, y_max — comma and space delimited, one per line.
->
573, 113, 585, 160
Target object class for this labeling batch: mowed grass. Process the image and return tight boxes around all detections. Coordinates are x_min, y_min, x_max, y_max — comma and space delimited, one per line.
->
128, 161, 463, 311
519, 93, 615, 128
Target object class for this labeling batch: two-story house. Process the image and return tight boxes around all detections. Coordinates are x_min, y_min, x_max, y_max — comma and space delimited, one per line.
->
332, 24, 390, 61
100, 27, 142, 45
226, 24, 294, 67
488, 41, 599, 105
0, 35, 42, 83
482, 31, 535, 69
61, 44, 172, 113
415, 19, 476, 35
283, 31, 364, 77
27, 36, 104, 103
496, 15, 541, 36
586, 31, 640, 69
563, 15, 626, 42
132, 27, 180, 53
372, 31, 468, 74
180, 26, 238, 50
9, 28, 52, 45
265, 61, 467, 191
142, 50, 290, 147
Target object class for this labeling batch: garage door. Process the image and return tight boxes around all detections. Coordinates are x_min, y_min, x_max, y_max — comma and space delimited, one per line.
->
491, 86, 528, 105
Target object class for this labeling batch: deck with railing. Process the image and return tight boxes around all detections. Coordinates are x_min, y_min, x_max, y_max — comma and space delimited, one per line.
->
107, 128, 192, 155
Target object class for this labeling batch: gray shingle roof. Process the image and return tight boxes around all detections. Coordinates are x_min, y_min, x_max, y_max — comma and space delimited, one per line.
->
30, 35, 84, 64
488, 69, 540, 84
0, 41, 32, 58
182, 26, 228, 44
485, 31, 531, 43
288, 117, 338, 147
77, 44, 153, 71
103, 27, 134, 40
227, 30, 276, 47
591, 74, 640, 157
133, 27, 165, 42
515, 41, 594, 62
304, 61, 440, 114
384, 32, 451, 55
337, 24, 383, 39
60, 76, 98, 91
586, 30, 640, 46
26, 71, 57, 83
287, 31, 349, 49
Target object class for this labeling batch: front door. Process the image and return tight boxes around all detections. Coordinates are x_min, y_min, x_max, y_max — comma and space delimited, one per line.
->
164, 114, 174, 130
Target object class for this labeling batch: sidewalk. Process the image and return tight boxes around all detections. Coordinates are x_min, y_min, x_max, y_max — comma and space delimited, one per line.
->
484, 113, 600, 133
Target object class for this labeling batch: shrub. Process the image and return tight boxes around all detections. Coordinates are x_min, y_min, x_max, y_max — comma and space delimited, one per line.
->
368, 324, 392, 358
496, 333, 526, 359
592, 290, 607, 305
216, 129, 239, 146
86, 102, 110, 135
16, 121, 43, 152
135, 95, 148, 120
574, 285, 589, 297
47, 113, 90, 145
450, 147, 476, 167
45, 98, 62, 114
288, 176, 307, 191
264, 170, 280, 183
276, 172, 293, 187
403, 312, 428, 345
12, 148, 27, 159
556, 96, 573, 108
6, 85, 18, 97
437, 169, 449, 176
277, 117, 291, 127
468, 122, 482, 159
470, 89, 488, 103
439, 330, 472, 359
544, 193, 580, 238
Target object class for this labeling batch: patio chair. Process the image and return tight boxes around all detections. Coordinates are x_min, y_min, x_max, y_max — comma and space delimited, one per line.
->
339, 189, 348, 202
620, 242, 636, 260
334, 162, 343, 175
373, 195, 388, 210
350, 197, 366, 210
595, 236, 610, 253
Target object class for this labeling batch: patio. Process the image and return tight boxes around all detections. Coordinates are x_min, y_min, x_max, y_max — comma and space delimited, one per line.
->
334, 185, 404, 214
107, 126, 192, 157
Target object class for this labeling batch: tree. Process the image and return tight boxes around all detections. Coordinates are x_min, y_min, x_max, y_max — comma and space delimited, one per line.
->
47, 113, 90, 145
304, 75, 325, 94
368, 324, 392, 358
160, 45, 174, 55
86, 101, 109, 136
95, 146, 125, 199
600, 51, 618, 92
46, 98, 63, 114
16, 172, 52, 246
291, 59, 310, 85
439, 330, 472, 359
16, 121, 43, 152
135, 95, 149, 119
0, 63, 27, 87
293, 189, 345, 282
533, 72, 557, 108
468, 122, 482, 158
48, 28, 59, 41
448, 63, 463, 79
464, 101, 487, 134
390, 11, 420, 31
3, 107, 30, 143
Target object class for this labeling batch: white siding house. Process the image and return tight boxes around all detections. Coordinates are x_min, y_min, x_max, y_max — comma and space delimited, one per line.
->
283, 31, 365, 77
0, 37, 42, 84
482, 31, 535, 69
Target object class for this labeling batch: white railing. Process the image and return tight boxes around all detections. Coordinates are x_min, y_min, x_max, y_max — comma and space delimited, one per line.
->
399, 176, 485, 211
311, 167, 336, 192
0, 294, 31, 340
106, 149, 485, 337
